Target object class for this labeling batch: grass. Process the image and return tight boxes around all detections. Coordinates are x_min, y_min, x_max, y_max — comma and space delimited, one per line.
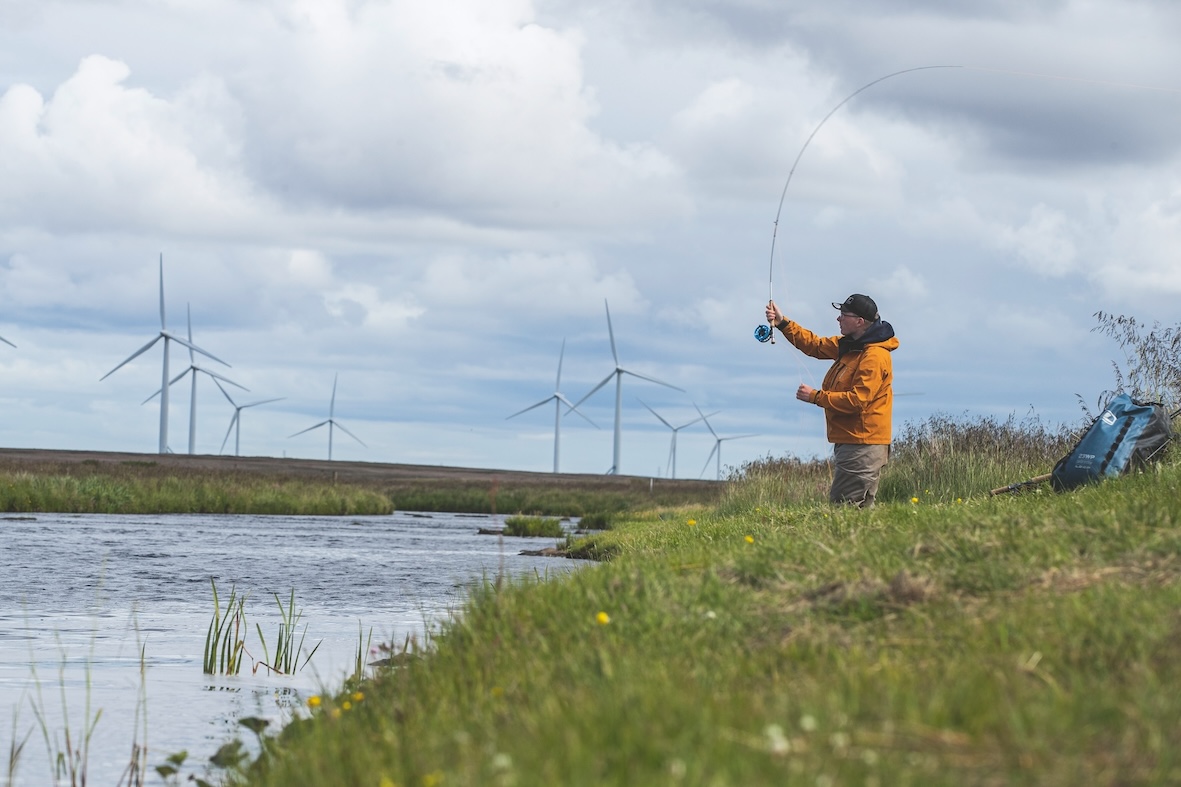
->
503, 515, 565, 538
232, 440, 1181, 786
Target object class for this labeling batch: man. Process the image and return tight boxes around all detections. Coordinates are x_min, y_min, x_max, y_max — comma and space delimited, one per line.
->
764, 294, 898, 507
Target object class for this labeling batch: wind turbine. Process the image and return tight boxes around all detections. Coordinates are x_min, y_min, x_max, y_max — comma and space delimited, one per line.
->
214, 378, 284, 457
289, 373, 366, 460
638, 399, 715, 479
696, 405, 758, 481
101, 255, 229, 454
143, 304, 247, 455
506, 338, 598, 473
572, 300, 684, 475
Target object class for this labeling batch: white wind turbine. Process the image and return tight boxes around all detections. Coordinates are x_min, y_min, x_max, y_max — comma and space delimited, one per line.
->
214, 378, 285, 457
696, 405, 758, 481
143, 304, 247, 455
506, 338, 598, 474
101, 255, 229, 454
638, 399, 715, 480
289, 374, 366, 460
572, 300, 684, 475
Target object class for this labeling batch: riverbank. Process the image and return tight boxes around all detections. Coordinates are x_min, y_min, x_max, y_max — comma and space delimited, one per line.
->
237, 458, 1181, 785
0, 448, 722, 515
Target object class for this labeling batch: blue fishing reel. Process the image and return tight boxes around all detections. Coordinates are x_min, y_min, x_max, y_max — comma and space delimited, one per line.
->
754, 324, 773, 343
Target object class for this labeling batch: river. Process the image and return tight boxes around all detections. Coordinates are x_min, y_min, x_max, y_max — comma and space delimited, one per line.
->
0, 511, 586, 785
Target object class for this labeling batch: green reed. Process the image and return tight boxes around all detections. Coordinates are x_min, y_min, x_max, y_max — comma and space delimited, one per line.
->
203, 580, 248, 676
255, 590, 321, 676
503, 515, 565, 538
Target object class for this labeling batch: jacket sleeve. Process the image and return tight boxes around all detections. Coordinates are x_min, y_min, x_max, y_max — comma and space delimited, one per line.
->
815, 346, 889, 413
778, 320, 839, 360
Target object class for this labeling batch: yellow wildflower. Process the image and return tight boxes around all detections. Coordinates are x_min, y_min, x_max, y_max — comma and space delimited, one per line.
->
910, 497, 919, 504
307, 695, 322, 709
744, 535, 754, 544
687, 519, 696, 526
379, 777, 397, 787
342, 701, 352, 711
596, 611, 610, 625
352, 691, 365, 702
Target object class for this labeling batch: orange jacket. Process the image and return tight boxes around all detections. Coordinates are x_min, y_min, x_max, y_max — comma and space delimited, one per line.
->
777, 319, 898, 445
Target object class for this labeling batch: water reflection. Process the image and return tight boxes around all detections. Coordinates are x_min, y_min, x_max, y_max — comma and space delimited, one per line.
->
0, 511, 583, 785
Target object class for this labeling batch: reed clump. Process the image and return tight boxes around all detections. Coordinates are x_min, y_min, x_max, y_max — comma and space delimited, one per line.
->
502, 515, 565, 538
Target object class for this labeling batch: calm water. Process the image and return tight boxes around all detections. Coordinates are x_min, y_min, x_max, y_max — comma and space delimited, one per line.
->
0, 511, 585, 786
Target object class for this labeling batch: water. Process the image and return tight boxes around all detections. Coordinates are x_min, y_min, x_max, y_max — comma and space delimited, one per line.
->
0, 511, 585, 785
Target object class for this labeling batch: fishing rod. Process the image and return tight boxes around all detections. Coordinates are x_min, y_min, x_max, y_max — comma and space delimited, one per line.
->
755, 65, 962, 344
753, 63, 1181, 345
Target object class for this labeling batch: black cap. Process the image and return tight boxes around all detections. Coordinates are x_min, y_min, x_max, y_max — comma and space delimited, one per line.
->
832, 294, 878, 321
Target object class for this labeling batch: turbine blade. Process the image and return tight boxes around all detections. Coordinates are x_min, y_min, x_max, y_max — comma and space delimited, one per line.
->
100, 335, 162, 380
637, 398, 673, 430
220, 412, 239, 454
571, 372, 615, 409
186, 303, 195, 363
0, 335, 15, 349
621, 368, 685, 393
333, 420, 367, 447
555, 337, 566, 389
557, 394, 599, 428
330, 373, 338, 418
212, 377, 237, 406
700, 444, 719, 479
694, 403, 719, 439
197, 367, 249, 391
604, 300, 619, 366
242, 397, 284, 409
289, 420, 329, 438
158, 253, 166, 329
507, 396, 555, 420
166, 333, 230, 367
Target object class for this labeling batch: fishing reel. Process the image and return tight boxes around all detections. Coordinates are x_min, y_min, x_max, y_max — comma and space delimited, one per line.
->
754, 324, 774, 343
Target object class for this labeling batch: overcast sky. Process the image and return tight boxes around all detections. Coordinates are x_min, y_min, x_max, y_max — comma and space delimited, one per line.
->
0, 0, 1178, 477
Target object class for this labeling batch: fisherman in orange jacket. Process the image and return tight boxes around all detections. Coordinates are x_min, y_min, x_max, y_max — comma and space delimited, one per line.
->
764, 294, 898, 507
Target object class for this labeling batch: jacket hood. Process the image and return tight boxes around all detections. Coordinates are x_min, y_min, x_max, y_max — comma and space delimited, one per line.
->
837, 319, 897, 357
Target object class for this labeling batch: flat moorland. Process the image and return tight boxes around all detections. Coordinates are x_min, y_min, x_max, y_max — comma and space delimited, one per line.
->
0, 447, 722, 516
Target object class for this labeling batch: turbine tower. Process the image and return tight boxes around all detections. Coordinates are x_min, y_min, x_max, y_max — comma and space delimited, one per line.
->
214, 378, 284, 457
638, 399, 714, 479
289, 373, 366, 460
506, 338, 597, 473
572, 300, 684, 475
101, 255, 229, 454
697, 405, 758, 481
144, 304, 246, 454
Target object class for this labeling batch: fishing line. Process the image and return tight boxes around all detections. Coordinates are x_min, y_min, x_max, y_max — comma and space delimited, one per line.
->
756, 63, 1181, 344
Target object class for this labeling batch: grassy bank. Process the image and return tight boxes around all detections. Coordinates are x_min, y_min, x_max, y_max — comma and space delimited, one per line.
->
236, 447, 1181, 785
0, 465, 393, 515
0, 455, 722, 516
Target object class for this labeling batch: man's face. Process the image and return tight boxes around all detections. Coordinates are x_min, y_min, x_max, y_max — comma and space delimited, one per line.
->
837, 311, 866, 338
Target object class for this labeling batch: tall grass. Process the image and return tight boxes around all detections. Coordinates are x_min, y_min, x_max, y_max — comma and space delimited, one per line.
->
0, 471, 393, 515
721, 409, 1081, 511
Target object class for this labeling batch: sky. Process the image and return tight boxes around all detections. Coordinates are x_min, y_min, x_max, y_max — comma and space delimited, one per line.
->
0, 0, 1178, 478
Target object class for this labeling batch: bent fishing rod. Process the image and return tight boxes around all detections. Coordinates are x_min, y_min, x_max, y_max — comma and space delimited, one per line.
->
753, 64, 1181, 345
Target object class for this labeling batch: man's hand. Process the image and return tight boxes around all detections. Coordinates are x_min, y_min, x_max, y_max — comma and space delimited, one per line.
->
765, 300, 783, 325
796, 383, 817, 403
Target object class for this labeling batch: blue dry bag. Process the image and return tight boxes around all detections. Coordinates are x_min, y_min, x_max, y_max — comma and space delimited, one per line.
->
1050, 394, 1173, 492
